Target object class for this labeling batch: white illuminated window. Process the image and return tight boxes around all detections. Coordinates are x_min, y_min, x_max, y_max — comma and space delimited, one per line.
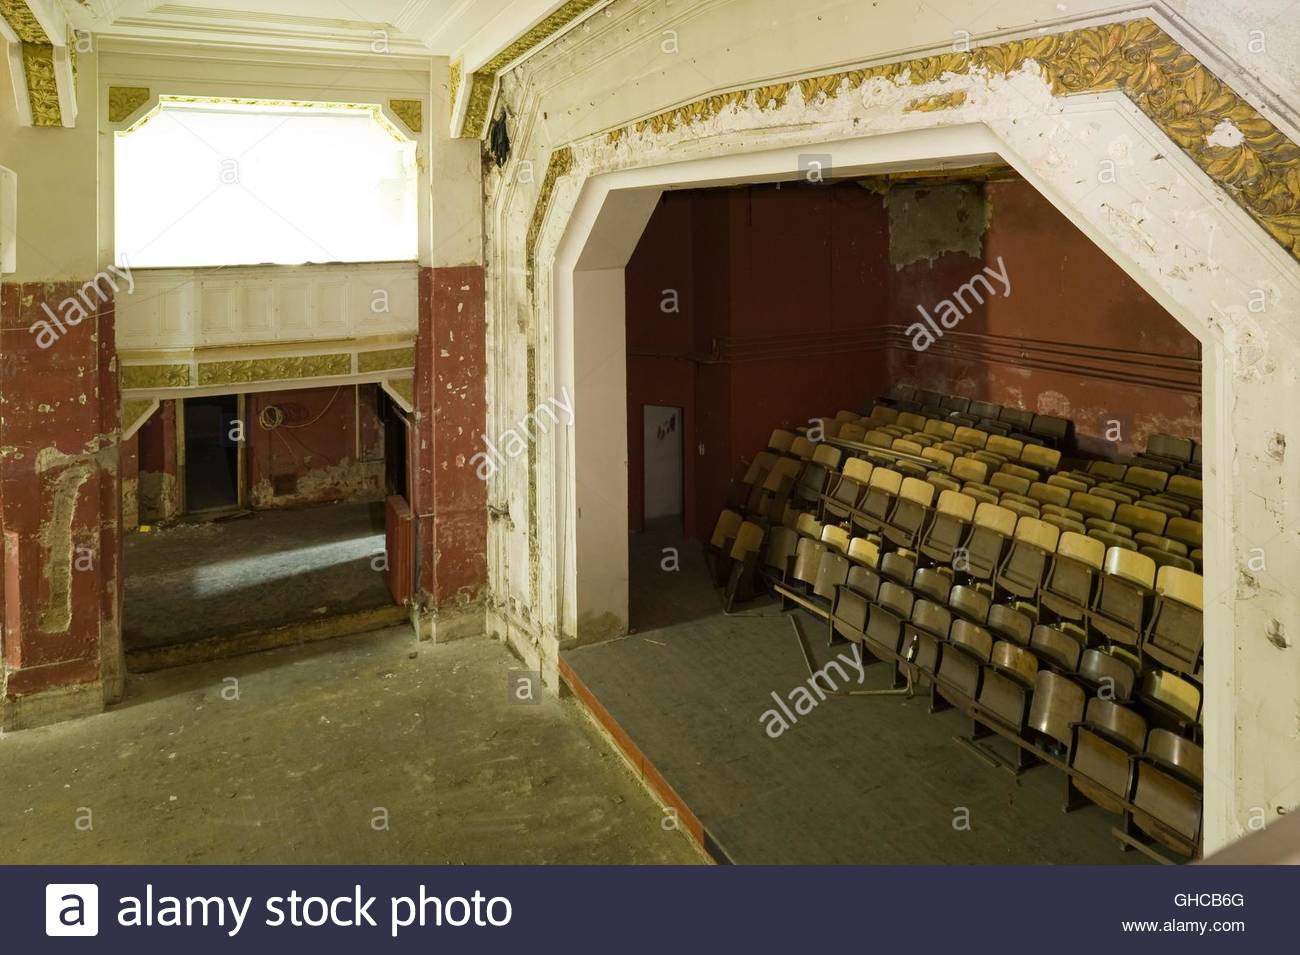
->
115, 99, 418, 267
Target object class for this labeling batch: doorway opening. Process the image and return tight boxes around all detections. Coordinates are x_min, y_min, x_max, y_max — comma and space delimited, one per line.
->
642, 404, 684, 528
182, 394, 240, 514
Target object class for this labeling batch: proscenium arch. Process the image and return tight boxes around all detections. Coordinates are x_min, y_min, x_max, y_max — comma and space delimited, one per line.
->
538, 106, 1300, 855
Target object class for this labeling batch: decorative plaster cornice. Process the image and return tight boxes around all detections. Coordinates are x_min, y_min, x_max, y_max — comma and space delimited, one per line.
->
20, 39, 59, 126
197, 353, 352, 387
0, 0, 48, 43
460, 0, 607, 139
357, 346, 417, 373
531, 16, 1300, 286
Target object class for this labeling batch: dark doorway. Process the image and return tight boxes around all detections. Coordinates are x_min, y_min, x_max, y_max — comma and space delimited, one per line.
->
380, 390, 408, 498
183, 394, 240, 512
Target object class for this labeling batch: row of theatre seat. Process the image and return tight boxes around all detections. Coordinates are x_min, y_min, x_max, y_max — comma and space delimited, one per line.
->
708, 393, 1206, 862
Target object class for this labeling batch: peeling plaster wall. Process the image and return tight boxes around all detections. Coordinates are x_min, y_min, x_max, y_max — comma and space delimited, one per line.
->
0, 49, 123, 728
247, 385, 385, 510
484, 0, 1300, 851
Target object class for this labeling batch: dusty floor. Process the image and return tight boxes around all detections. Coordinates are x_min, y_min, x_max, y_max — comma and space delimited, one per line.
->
564, 519, 1149, 864
123, 500, 393, 652
0, 626, 701, 864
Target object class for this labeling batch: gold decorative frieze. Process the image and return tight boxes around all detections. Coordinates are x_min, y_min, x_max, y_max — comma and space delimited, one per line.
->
384, 378, 413, 409
449, 59, 462, 116
462, 0, 607, 138
543, 16, 1300, 273
389, 99, 422, 134
121, 399, 159, 438
109, 86, 151, 123
907, 90, 968, 112
197, 354, 351, 387
122, 363, 191, 390
357, 347, 416, 373
0, 0, 49, 43
21, 42, 60, 127
525, 146, 574, 294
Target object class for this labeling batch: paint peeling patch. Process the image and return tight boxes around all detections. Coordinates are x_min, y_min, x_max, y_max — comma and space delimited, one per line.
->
1268, 432, 1286, 462
1206, 119, 1245, 149
38, 463, 95, 634
886, 183, 988, 268
1267, 618, 1289, 650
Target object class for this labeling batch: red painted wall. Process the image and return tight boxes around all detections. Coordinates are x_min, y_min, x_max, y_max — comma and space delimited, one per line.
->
246, 384, 384, 507
626, 185, 891, 540
887, 180, 1200, 456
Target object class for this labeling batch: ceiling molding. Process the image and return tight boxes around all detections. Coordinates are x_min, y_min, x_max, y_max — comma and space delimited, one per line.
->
1, 0, 77, 127
449, 0, 611, 139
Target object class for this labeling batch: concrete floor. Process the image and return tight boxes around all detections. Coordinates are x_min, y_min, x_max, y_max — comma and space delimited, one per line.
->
124, 500, 394, 653
0, 626, 701, 864
563, 519, 1150, 864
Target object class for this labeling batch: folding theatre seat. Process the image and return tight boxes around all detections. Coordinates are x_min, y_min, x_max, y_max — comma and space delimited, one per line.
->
975, 640, 1039, 735
1048, 473, 1089, 494
768, 429, 796, 453
953, 426, 988, 449
999, 407, 1034, 432
1089, 547, 1156, 646
865, 581, 915, 663
924, 419, 957, 442
969, 399, 1001, 421
795, 511, 823, 540
1139, 670, 1202, 729
835, 409, 860, 423
869, 403, 902, 425
1066, 698, 1147, 815
1090, 485, 1136, 506
760, 525, 800, 587
1115, 503, 1167, 538
1020, 443, 1062, 476
831, 571, 879, 645
793, 443, 842, 508
820, 523, 851, 556
1029, 414, 1070, 447
1123, 466, 1169, 496
1144, 433, 1195, 466
1141, 549, 1195, 572
852, 467, 903, 535
935, 619, 994, 711
1075, 647, 1137, 703
948, 584, 991, 624
1166, 517, 1202, 552
1166, 475, 1202, 504
755, 456, 802, 518
738, 451, 778, 511
865, 429, 894, 449
987, 603, 1034, 647
1040, 531, 1105, 621
896, 411, 927, 433
707, 509, 746, 584
1142, 494, 1190, 517
1127, 729, 1203, 858
883, 477, 936, 549
922, 446, 956, 472
1028, 481, 1070, 509
879, 551, 916, 589
919, 490, 977, 565
964, 502, 1018, 581
722, 521, 767, 611
789, 436, 818, 461
1029, 623, 1084, 672
837, 422, 867, 443
1027, 670, 1086, 757
990, 471, 1031, 497
913, 566, 952, 605
847, 536, 881, 570
1070, 491, 1116, 523
1087, 460, 1128, 483
902, 597, 953, 680
994, 516, 1060, 601
821, 457, 872, 522
950, 456, 989, 486
998, 496, 1040, 520
941, 395, 972, 415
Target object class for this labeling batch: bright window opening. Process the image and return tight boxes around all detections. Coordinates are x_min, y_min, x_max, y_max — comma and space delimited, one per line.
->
115, 99, 418, 268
